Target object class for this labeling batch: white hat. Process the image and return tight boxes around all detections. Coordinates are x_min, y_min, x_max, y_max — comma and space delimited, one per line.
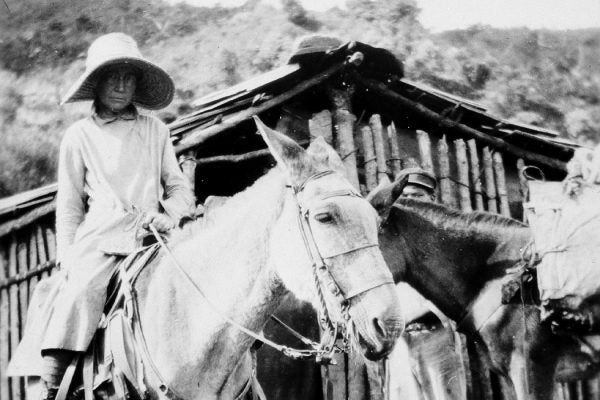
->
62, 32, 174, 110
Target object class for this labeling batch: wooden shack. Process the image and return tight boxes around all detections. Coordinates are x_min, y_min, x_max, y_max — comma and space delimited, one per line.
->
0, 39, 591, 400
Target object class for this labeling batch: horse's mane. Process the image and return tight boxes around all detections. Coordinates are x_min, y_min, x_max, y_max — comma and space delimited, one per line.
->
170, 167, 287, 249
392, 198, 527, 234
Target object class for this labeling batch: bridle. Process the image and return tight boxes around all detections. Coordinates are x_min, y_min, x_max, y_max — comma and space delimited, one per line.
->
290, 170, 390, 362
136, 169, 391, 397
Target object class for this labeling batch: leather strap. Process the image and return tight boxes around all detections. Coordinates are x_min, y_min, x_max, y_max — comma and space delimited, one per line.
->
109, 310, 140, 391
55, 354, 80, 400
83, 353, 94, 400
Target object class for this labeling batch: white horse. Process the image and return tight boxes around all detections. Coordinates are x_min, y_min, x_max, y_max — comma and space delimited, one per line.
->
16, 118, 404, 400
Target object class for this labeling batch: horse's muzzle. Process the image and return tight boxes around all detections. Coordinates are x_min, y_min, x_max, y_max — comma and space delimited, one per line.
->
358, 316, 404, 360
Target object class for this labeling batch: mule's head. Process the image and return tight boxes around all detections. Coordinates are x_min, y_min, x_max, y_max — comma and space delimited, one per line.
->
255, 117, 403, 360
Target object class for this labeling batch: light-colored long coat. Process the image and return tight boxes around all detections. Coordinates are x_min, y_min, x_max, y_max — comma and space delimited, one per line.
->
21, 112, 194, 353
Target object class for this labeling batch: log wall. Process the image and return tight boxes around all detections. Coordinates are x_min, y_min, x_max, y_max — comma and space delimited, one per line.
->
0, 214, 56, 400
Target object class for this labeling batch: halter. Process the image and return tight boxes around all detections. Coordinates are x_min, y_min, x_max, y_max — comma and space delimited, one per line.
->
136, 169, 390, 397
291, 170, 389, 361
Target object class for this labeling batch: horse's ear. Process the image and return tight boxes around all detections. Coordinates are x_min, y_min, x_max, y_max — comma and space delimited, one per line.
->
254, 116, 312, 185
366, 175, 409, 220
306, 137, 346, 175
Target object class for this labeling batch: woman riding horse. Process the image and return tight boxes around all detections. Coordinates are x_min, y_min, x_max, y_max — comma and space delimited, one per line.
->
10, 32, 195, 400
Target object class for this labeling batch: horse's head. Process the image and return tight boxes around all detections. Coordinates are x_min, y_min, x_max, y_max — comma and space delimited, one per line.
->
255, 117, 403, 360
366, 178, 413, 283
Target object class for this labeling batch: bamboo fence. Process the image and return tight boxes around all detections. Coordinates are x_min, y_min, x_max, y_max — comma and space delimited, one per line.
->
0, 215, 56, 400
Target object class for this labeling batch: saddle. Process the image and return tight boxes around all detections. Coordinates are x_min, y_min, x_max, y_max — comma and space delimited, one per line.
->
56, 243, 162, 400
57, 232, 264, 400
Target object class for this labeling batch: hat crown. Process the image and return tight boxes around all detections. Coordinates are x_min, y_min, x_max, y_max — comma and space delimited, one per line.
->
86, 33, 143, 71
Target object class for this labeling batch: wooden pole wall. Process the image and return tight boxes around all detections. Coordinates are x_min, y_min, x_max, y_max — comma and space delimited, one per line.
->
482, 147, 498, 213
417, 130, 434, 173
387, 123, 403, 179
369, 115, 391, 186
0, 244, 9, 400
328, 87, 360, 189
437, 135, 458, 208
468, 140, 485, 211
0, 215, 59, 400
493, 152, 510, 217
455, 139, 472, 212
361, 125, 378, 192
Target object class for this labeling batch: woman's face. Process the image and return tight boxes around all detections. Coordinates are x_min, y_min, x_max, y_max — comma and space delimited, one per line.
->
96, 65, 137, 112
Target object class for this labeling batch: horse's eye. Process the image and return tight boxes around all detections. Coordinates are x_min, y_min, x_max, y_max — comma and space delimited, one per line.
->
314, 212, 334, 224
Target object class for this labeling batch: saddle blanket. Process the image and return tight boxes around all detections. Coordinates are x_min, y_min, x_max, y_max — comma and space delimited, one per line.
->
525, 180, 600, 303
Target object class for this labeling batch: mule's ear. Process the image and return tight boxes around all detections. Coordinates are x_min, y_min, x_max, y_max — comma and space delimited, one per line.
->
366, 175, 409, 220
254, 116, 312, 185
306, 137, 346, 175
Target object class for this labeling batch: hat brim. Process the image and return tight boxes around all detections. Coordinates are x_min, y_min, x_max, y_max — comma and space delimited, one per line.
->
61, 57, 174, 110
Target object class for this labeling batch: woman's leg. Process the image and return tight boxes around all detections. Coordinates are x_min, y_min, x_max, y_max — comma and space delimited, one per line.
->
40, 349, 77, 399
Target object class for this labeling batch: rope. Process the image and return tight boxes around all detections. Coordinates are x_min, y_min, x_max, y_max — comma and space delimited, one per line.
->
341, 149, 357, 161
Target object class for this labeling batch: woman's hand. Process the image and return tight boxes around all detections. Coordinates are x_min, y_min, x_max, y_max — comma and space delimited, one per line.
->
142, 212, 176, 233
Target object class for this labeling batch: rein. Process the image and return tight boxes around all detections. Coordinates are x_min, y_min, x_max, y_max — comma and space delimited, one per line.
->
129, 169, 385, 396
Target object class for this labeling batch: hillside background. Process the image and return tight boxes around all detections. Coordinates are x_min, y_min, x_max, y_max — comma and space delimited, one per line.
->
1, 0, 599, 197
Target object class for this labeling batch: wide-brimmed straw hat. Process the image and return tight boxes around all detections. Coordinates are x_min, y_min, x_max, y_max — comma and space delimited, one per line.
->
62, 32, 174, 110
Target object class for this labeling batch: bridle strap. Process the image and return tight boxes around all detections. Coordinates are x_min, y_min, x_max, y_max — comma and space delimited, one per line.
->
148, 225, 322, 358
293, 170, 338, 194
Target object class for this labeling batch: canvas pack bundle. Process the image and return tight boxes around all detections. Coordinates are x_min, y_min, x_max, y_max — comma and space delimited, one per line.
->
525, 179, 600, 303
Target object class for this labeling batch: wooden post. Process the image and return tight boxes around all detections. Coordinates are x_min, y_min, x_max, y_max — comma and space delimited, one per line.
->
466, 340, 494, 400
309, 110, 333, 145
36, 225, 49, 268
586, 378, 599, 400
44, 227, 56, 277
179, 150, 197, 193
328, 86, 360, 189
416, 130, 434, 173
437, 135, 457, 208
467, 140, 484, 211
28, 229, 39, 301
17, 239, 28, 379
369, 114, 391, 186
387, 123, 403, 179
0, 245, 9, 400
455, 139, 472, 212
482, 147, 498, 213
361, 126, 378, 192
493, 152, 510, 216
324, 85, 360, 399
8, 236, 22, 400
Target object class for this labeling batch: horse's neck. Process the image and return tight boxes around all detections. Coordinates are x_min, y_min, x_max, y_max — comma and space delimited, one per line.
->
135, 170, 289, 398
394, 205, 531, 321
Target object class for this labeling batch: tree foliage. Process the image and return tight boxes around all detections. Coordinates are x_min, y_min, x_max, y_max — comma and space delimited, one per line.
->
0, 0, 599, 196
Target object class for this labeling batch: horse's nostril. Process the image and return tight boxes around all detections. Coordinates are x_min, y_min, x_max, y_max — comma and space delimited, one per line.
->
373, 317, 387, 338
